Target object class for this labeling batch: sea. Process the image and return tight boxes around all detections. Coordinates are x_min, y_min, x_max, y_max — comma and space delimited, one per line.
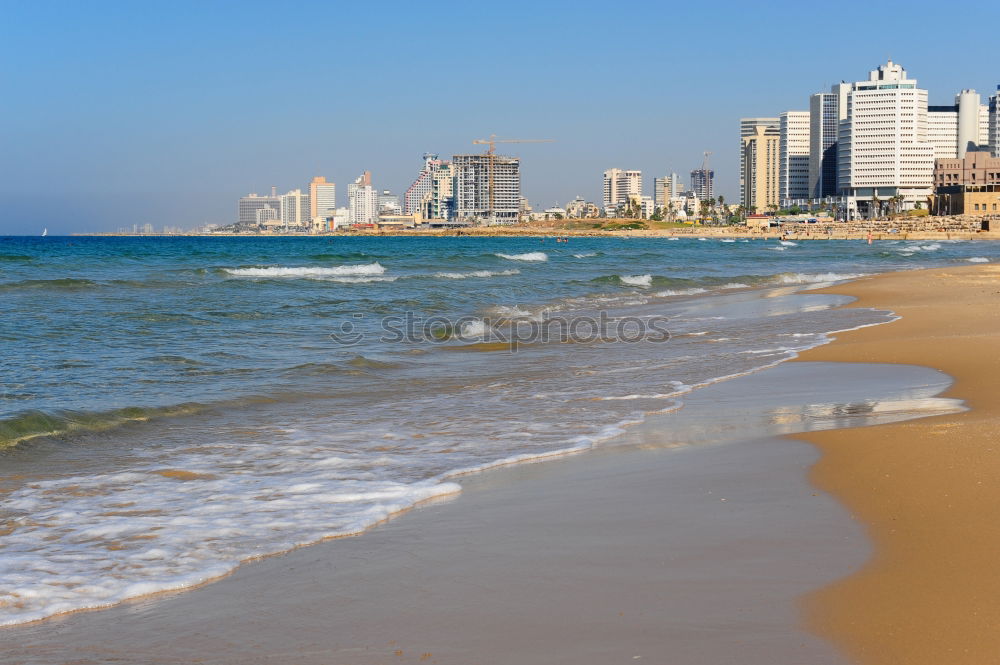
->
0, 234, 994, 626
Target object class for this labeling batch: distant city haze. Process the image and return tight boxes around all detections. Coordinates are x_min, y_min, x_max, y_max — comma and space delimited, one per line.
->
2, 0, 998, 233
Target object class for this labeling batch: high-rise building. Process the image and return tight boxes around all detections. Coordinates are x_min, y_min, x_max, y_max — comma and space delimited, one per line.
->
378, 190, 402, 215
347, 172, 378, 224
308, 176, 337, 219
779, 111, 810, 204
928, 90, 990, 160
280, 189, 311, 227
602, 169, 643, 208
428, 163, 456, 220
689, 168, 713, 201
403, 153, 443, 215
991, 87, 1000, 157
837, 60, 935, 217
809, 93, 839, 199
454, 154, 521, 224
740, 118, 779, 203
742, 125, 780, 213
653, 176, 672, 208
238, 193, 281, 226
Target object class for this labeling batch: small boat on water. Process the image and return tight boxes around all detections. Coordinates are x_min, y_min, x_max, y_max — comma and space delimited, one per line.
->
41, 228, 48, 237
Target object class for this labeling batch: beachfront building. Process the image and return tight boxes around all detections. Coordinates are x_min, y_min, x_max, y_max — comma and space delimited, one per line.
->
347, 172, 378, 224
602, 169, 643, 209
403, 153, 443, 215
742, 124, 780, 213
836, 60, 935, 218
932, 150, 1000, 215
779, 110, 811, 206
809, 86, 848, 200
280, 189, 311, 228
428, 163, 456, 220
740, 117, 779, 204
308, 176, 337, 220
990, 87, 1000, 157
689, 168, 713, 201
238, 193, 281, 227
454, 154, 521, 225
378, 190, 402, 216
928, 90, 990, 160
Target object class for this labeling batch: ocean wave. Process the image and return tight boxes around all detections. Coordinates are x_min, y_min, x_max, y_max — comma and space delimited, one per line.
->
654, 288, 708, 297
572, 252, 598, 258
778, 240, 798, 246
0, 404, 207, 449
967, 257, 990, 263
775, 272, 867, 285
0, 278, 99, 291
435, 269, 520, 279
495, 252, 548, 262
224, 263, 386, 278
620, 274, 653, 287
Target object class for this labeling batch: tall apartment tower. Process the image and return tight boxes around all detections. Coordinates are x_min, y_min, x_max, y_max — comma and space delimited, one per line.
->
309, 176, 337, 219
689, 169, 714, 201
991, 87, 1000, 157
403, 153, 443, 214
742, 125, 780, 212
653, 175, 675, 208
837, 61, 935, 216
347, 172, 378, 224
928, 90, 990, 159
739, 118, 779, 204
779, 111, 810, 204
808, 83, 849, 200
280, 189, 311, 227
602, 169, 643, 208
454, 154, 521, 225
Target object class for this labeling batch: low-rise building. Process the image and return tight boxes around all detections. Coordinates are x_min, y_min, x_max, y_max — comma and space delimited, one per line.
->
932, 150, 1000, 215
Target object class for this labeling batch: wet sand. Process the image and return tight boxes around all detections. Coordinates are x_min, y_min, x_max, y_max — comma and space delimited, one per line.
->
1, 360, 959, 664
795, 264, 1000, 664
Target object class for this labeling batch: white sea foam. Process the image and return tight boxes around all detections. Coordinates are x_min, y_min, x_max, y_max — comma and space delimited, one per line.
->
720, 282, 750, 289
776, 272, 867, 285
620, 274, 653, 287
572, 252, 597, 258
719, 239, 736, 243
225, 263, 386, 278
772, 246, 787, 251
779, 240, 798, 246
435, 269, 520, 279
496, 252, 548, 262
967, 257, 990, 263
654, 288, 708, 297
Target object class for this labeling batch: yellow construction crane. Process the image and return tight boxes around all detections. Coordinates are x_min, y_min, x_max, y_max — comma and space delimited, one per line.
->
472, 135, 554, 218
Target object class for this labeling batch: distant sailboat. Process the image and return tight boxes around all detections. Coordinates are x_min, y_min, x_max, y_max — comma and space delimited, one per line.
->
41, 228, 48, 237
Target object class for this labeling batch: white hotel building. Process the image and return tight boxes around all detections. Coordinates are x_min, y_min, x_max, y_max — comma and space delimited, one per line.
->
836, 61, 935, 218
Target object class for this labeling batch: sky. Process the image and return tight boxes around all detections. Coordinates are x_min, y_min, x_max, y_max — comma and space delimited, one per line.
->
1, 0, 998, 234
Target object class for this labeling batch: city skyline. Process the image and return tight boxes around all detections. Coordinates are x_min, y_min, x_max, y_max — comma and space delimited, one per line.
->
2, 0, 999, 233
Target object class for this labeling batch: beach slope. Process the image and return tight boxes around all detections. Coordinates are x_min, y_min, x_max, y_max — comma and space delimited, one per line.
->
796, 264, 1000, 664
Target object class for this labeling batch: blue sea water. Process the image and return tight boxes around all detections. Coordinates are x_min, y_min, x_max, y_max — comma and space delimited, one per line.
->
0, 234, 994, 624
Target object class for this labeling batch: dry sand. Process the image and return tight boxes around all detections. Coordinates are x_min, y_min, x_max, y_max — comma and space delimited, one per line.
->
795, 264, 1000, 664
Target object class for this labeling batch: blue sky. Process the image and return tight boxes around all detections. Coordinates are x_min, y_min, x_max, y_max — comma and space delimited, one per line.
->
2, 0, 998, 233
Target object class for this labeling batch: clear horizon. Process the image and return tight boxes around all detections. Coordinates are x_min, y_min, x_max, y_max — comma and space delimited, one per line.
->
2, 0, 998, 234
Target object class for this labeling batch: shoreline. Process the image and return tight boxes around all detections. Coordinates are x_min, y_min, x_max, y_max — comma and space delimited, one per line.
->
0, 352, 962, 663
793, 264, 1000, 664
70, 227, 1000, 241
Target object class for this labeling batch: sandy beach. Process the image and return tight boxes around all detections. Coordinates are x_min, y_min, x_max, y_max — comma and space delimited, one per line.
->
795, 264, 1000, 664
3, 264, 996, 664
1, 357, 961, 664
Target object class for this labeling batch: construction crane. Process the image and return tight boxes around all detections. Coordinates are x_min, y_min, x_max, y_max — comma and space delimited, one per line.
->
472, 135, 555, 220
